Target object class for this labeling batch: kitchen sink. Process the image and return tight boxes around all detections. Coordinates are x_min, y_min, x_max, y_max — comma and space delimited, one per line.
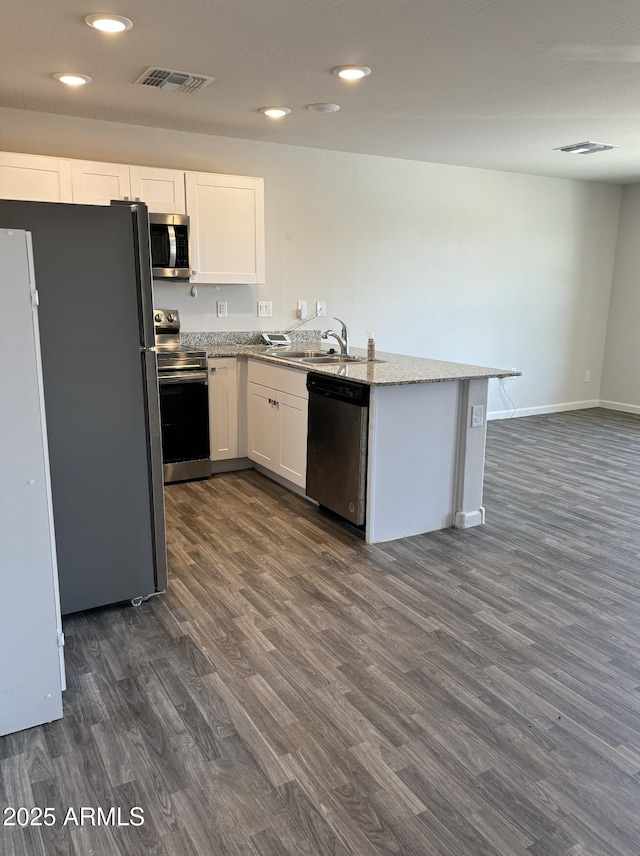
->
300, 355, 366, 364
265, 349, 367, 364
265, 349, 329, 359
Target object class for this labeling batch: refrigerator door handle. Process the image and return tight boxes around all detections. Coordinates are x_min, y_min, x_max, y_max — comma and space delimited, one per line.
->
111, 200, 156, 349
141, 347, 168, 595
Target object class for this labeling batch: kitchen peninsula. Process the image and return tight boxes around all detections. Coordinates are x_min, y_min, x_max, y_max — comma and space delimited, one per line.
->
186, 334, 519, 544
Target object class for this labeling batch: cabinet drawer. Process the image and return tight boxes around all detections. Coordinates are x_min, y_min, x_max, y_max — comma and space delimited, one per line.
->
248, 359, 308, 399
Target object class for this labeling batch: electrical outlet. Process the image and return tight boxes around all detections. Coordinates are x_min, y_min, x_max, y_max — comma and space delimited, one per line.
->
217, 300, 228, 318
297, 300, 307, 320
257, 301, 272, 318
471, 404, 484, 428
585, 370, 591, 382
316, 300, 326, 317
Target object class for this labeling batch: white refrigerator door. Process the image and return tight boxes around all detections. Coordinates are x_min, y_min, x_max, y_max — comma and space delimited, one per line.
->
0, 228, 64, 737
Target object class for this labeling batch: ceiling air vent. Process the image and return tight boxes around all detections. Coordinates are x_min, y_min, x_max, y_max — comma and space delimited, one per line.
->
554, 141, 618, 155
135, 67, 215, 94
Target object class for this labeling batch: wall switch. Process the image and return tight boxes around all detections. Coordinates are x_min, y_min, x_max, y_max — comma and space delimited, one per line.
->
584, 370, 591, 382
217, 300, 228, 318
471, 404, 484, 428
316, 300, 326, 317
258, 301, 272, 318
297, 300, 307, 320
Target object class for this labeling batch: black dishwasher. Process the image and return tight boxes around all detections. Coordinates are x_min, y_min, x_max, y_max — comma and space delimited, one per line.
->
306, 373, 370, 526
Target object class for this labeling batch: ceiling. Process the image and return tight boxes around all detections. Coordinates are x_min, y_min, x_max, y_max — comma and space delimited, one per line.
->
5, 0, 640, 183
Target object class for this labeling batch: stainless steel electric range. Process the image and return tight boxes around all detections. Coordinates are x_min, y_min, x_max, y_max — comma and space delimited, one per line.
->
154, 309, 210, 483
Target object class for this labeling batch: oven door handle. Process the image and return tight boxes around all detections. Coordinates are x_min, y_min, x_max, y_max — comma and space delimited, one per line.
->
159, 363, 203, 370
159, 371, 208, 384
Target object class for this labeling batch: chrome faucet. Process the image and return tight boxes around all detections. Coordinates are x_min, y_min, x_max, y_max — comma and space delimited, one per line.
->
322, 317, 349, 356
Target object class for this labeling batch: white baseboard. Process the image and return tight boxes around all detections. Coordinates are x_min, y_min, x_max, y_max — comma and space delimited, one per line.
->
488, 399, 600, 420
454, 508, 485, 528
599, 400, 640, 415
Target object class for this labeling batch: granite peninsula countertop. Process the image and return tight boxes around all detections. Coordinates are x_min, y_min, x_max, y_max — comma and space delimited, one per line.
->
200, 342, 520, 387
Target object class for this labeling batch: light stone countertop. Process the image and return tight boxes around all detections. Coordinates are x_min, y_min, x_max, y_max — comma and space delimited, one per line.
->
202, 343, 520, 386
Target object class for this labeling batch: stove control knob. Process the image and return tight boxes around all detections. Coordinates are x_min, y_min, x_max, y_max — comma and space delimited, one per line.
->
154, 313, 163, 322
167, 313, 176, 323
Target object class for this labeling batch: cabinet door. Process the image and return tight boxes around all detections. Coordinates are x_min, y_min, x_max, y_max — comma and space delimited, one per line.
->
185, 172, 265, 284
208, 358, 239, 460
71, 160, 131, 205
129, 166, 186, 214
247, 382, 277, 469
0, 152, 72, 202
277, 391, 308, 488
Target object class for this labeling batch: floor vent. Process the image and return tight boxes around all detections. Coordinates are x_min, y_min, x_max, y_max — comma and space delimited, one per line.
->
134, 67, 215, 93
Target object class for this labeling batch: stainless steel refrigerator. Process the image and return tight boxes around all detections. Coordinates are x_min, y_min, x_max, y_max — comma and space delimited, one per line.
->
0, 199, 167, 614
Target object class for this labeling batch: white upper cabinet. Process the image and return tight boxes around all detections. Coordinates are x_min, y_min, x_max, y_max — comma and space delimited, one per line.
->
0, 152, 72, 202
129, 166, 186, 214
70, 160, 131, 205
72, 163, 185, 212
186, 172, 265, 285
1, 153, 265, 283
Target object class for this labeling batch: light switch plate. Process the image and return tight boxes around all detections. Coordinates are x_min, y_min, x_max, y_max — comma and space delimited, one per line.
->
258, 301, 272, 317
217, 300, 228, 318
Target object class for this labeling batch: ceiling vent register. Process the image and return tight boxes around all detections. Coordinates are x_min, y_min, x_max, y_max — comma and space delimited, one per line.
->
554, 141, 618, 155
135, 67, 215, 93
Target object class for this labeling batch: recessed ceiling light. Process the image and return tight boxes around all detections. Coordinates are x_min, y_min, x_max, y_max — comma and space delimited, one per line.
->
85, 14, 133, 32
332, 65, 371, 81
307, 103, 340, 113
554, 140, 618, 154
259, 107, 291, 118
53, 73, 92, 86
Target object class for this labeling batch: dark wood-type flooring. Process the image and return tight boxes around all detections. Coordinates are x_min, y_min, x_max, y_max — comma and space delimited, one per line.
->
2, 407, 640, 855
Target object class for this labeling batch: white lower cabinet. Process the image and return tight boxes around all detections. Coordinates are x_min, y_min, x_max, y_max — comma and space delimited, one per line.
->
277, 391, 308, 485
247, 361, 308, 488
247, 382, 278, 468
208, 358, 239, 460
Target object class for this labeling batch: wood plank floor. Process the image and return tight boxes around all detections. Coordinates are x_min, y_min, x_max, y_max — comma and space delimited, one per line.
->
3, 407, 640, 855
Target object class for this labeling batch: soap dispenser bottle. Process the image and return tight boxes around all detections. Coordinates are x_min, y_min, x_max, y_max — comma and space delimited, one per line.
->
367, 332, 376, 361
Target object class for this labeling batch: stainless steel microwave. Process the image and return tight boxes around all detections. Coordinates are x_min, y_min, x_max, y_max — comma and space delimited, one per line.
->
149, 213, 191, 279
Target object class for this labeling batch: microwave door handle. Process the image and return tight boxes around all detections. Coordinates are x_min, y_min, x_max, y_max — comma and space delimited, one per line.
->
167, 225, 177, 269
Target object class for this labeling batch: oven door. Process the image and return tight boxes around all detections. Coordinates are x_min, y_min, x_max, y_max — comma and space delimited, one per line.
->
158, 372, 210, 482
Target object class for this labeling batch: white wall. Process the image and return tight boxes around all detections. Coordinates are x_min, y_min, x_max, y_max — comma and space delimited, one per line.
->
601, 184, 640, 414
0, 107, 622, 416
